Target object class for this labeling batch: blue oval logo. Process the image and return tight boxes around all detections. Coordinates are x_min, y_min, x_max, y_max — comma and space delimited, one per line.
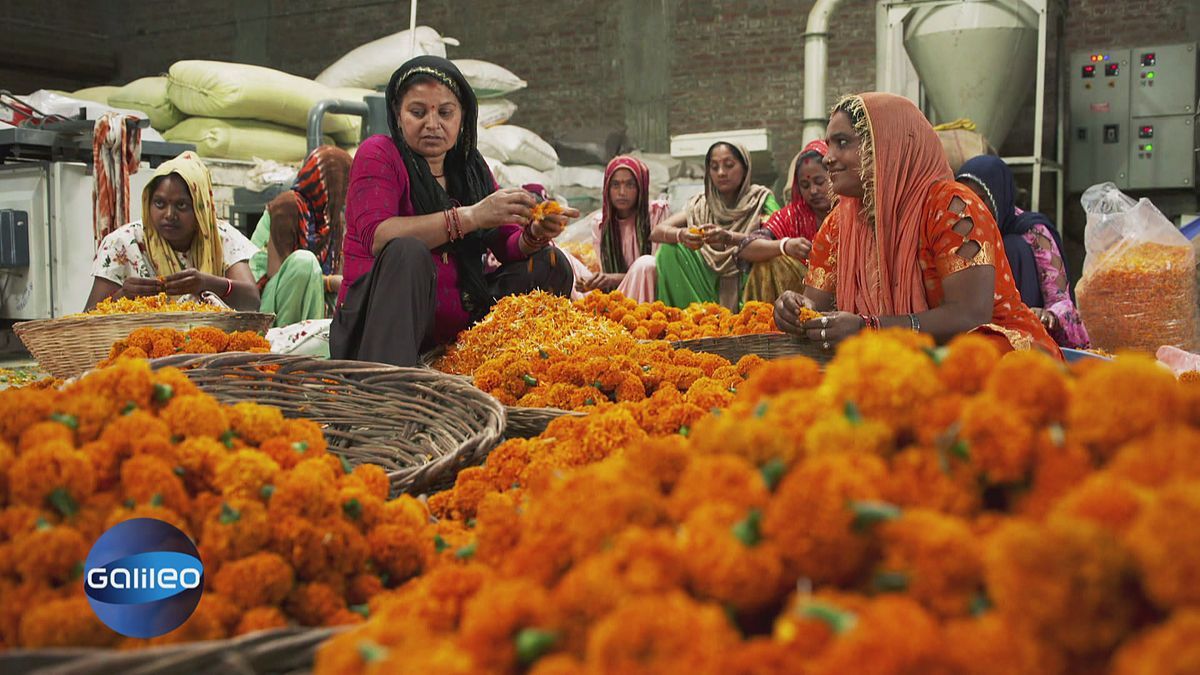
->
84, 518, 205, 638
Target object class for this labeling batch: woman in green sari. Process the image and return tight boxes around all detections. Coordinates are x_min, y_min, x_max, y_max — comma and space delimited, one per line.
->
250, 145, 353, 327
653, 142, 779, 309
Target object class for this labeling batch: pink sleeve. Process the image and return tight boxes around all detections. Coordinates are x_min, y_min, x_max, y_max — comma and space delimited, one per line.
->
345, 137, 410, 254
1026, 224, 1091, 349
488, 225, 525, 262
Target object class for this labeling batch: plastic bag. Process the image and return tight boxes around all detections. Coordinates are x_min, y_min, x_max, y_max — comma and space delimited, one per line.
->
1076, 182, 1198, 353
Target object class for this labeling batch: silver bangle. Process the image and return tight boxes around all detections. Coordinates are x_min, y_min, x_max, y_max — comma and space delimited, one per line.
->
778, 237, 789, 256
908, 313, 920, 332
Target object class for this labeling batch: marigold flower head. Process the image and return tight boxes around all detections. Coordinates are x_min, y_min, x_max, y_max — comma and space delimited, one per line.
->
1068, 354, 1182, 462
458, 578, 558, 672
808, 595, 940, 675
1108, 424, 1200, 489
877, 509, 982, 619
215, 449, 281, 501
735, 356, 823, 403
367, 522, 433, 586
54, 393, 120, 444
268, 457, 340, 521
1047, 472, 1151, 536
763, 453, 888, 585
236, 606, 290, 636
17, 420, 75, 455
272, 515, 368, 582
984, 517, 1137, 656
105, 503, 191, 538
202, 497, 271, 562
804, 412, 895, 459
1125, 482, 1200, 610
285, 582, 346, 627
959, 395, 1036, 485
984, 350, 1069, 426
584, 591, 740, 674
174, 436, 227, 495
930, 614, 1065, 675
19, 596, 117, 648
883, 446, 980, 518
1013, 428, 1095, 520
668, 454, 770, 522
817, 330, 943, 435
0, 387, 58, 445
159, 393, 229, 440
229, 401, 286, 446
1110, 609, 1200, 675
213, 551, 295, 609
679, 502, 786, 613
938, 332, 1003, 395
8, 441, 95, 515
151, 366, 202, 400
120, 454, 190, 513
11, 523, 87, 585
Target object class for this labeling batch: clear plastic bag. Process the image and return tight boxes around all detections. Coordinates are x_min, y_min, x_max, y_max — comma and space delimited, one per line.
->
1076, 183, 1198, 352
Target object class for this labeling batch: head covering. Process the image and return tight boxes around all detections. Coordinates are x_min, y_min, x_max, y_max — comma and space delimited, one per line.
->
142, 150, 223, 278
955, 155, 1072, 306
599, 156, 652, 274
828, 93, 951, 316
522, 183, 551, 202
268, 145, 353, 275
765, 139, 829, 241
386, 55, 496, 319
687, 142, 773, 278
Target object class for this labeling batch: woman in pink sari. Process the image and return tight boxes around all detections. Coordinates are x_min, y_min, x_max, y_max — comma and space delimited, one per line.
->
575, 156, 671, 302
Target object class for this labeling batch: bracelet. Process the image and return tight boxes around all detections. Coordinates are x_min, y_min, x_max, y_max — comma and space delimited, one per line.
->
449, 207, 464, 240
222, 277, 234, 298
323, 276, 333, 293
676, 228, 683, 243
859, 314, 880, 331
521, 229, 549, 250
778, 237, 790, 256
908, 313, 920, 332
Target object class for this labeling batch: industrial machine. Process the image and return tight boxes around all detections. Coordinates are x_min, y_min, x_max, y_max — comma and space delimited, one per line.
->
1067, 42, 1197, 192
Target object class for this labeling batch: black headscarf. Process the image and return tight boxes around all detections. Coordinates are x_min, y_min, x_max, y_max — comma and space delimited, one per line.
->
956, 155, 1074, 306
386, 56, 497, 319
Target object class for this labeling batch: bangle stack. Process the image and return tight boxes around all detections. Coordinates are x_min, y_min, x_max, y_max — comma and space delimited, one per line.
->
222, 277, 234, 298
443, 207, 464, 241
859, 314, 880, 331
522, 227, 550, 250
908, 313, 921, 332
778, 237, 790, 256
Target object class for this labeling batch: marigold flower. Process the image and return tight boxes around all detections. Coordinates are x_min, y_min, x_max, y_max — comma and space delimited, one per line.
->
1067, 354, 1182, 462
373, 562, 494, 633
269, 457, 340, 521
734, 356, 823, 403
718, 637, 808, 675
55, 393, 120, 444
174, 436, 227, 495
367, 522, 433, 585
679, 502, 786, 613
1110, 609, 1200, 675
229, 401, 286, 445
215, 449, 281, 501
876, 509, 982, 618
17, 420, 75, 454
11, 523, 86, 585
8, 441, 95, 515
458, 578, 558, 672
152, 366, 203, 400
808, 595, 940, 675
19, 596, 117, 648
984, 350, 1069, 426
1013, 428, 1094, 520
959, 395, 1035, 485
984, 517, 1137, 656
764, 453, 889, 585
1107, 424, 1200, 488
213, 552, 295, 609
105, 503, 191, 538
120, 454, 190, 513
378, 494, 430, 530
347, 573, 385, 607
1125, 482, 1200, 610
273, 515, 369, 581
286, 582, 346, 627
203, 497, 271, 561
0, 581, 59, 646
0, 388, 58, 446
1048, 472, 1151, 535
159, 393, 229, 440
804, 413, 894, 459
668, 454, 769, 522
937, 333, 1003, 395
928, 614, 1065, 675
236, 606, 290, 636
585, 591, 740, 675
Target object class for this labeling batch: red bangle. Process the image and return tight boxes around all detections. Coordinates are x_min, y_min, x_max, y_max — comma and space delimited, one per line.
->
222, 277, 234, 298
860, 314, 879, 330
449, 207, 463, 240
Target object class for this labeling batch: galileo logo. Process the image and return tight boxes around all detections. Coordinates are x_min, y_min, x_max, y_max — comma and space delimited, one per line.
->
84, 518, 204, 638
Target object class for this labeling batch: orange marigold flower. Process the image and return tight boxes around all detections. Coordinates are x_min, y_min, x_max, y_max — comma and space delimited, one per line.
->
474, 491, 522, 567
585, 591, 740, 674
1107, 424, 1200, 489
269, 457, 340, 521
17, 420, 75, 454
1014, 428, 1094, 520
72, 358, 155, 412
120, 454, 190, 513
214, 449, 281, 501
763, 453, 888, 585
272, 515, 368, 582
378, 494, 430, 530
668, 454, 769, 522
236, 606, 290, 636
808, 595, 941, 675
884, 446, 980, 518
346, 573, 385, 606
203, 497, 271, 561
199, 592, 243, 635
187, 325, 231, 352
367, 522, 433, 586
1125, 482, 1200, 610
804, 413, 894, 459
1110, 609, 1200, 675
338, 484, 386, 530
174, 436, 227, 495
227, 330, 271, 352
0, 388, 58, 446
984, 349, 1069, 426
8, 441, 95, 515
105, 504, 191, 538
679, 502, 786, 613
457, 578, 558, 672
928, 614, 1065, 675
984, 517, 1137, 657
735, 356, 823, 403
54, 393, 120, 444
938, 332, 1003, 395
19, 596, 118, 648
286, 582, 346, 627
282, 418, 329, 455
160, 393, 229, 439
1048, 472, 1151, 535
213, 552, 295, 609
152, 366, 203, 400
1067, 354, 1182, 462
959, 395, 1036, 485
876, 509, 983, 619
11, 523, 87, 585
228, 401, 286, 445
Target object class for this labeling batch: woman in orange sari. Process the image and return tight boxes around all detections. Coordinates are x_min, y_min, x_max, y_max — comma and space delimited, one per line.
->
774, 93, 1059, 358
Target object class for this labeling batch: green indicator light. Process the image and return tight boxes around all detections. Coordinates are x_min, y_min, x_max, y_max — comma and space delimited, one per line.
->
1147, 71, 1155, 79
1146, 144, 1153, 151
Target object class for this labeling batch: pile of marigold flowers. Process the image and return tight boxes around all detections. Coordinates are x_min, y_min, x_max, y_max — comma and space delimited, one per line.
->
0, 358, 440, 650
436, 292, 761, 411
315, 329, 1200, 674
76, 293, 230, 316
99, 326, 270, 366
575, 289, 809, 341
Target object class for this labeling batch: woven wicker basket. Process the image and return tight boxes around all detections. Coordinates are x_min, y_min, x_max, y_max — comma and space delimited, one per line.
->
0, 625, 344, 675
14, 311, 275, 379
149, 352, 505, 496
671, 332, 833, 365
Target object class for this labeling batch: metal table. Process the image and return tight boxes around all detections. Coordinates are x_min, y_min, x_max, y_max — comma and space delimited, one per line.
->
0, 127, 194, 167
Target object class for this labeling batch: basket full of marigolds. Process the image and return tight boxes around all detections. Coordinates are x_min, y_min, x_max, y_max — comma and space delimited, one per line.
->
14, 294, 275, 379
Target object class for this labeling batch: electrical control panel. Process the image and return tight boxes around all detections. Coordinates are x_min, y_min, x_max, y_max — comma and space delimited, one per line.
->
1070, 42, 1197, 192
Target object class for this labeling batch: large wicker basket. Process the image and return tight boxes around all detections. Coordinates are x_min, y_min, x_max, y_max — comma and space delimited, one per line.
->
149, 352, 505, 496
0, 625, 344, 675
671, 332, 834, 365
14, 311, 276, 379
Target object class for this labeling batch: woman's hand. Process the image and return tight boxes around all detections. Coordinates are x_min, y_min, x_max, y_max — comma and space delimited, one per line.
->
463, 188, 537, 231
676, 227, 704, 250
576, 272, 622, 293
701, 224, 734, 250
774, 290, 817, 335
121, 276, 163, 298
529, 205, 581, 241
1031, 307, 1060, 334
782, 237, 812, 260
162, 269, 219, 296
801, 311, 864, 349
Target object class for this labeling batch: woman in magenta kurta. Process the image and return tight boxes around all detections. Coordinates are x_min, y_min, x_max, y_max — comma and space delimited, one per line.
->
331, 57, 577, 366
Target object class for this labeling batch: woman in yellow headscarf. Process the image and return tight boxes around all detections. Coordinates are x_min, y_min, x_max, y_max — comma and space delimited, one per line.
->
85, 151, 260, 311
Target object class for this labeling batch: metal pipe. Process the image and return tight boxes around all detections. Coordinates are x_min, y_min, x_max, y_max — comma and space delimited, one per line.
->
802, 0, 846, 144
306, 99, 370, 154
409, 0, 419, 56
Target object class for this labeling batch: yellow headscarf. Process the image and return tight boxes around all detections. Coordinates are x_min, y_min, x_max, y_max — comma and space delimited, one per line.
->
142, 151, 224, 277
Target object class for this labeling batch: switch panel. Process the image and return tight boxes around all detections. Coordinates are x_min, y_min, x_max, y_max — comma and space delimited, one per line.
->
1069, 48, 1130, 192
1129, 115, 1194, 189
1131, 42, 1197, 117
